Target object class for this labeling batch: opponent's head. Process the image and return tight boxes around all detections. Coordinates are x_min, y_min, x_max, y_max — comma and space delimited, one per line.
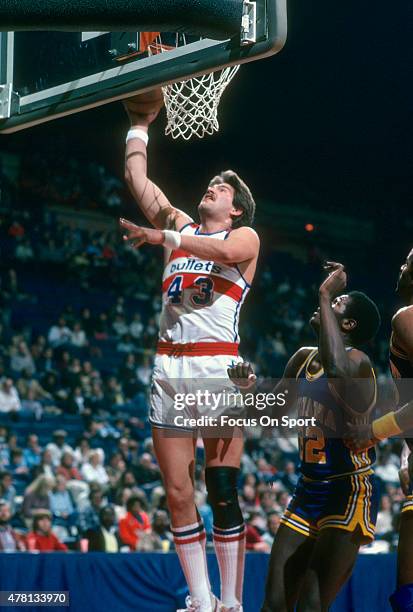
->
198, 170, 255, 228
396, 248, 413, 299
310, 291, 381, 347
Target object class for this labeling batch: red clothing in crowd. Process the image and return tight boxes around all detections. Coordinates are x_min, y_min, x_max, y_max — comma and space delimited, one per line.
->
27, 532, 68, 552
56, 466, 82, 480
245, 524, 264, 550
119, 511, 151, 551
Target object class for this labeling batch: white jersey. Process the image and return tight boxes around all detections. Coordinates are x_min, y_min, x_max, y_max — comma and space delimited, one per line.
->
158, 223, 250, 345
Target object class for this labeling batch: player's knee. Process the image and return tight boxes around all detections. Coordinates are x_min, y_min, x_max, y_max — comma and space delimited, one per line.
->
297, 570, 321, 612
205, 466, 243, 529
165, 481, 194, 513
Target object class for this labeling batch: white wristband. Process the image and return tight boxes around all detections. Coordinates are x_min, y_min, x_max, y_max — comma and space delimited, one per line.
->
126, 128, 149, 146
163, 230, 181, 250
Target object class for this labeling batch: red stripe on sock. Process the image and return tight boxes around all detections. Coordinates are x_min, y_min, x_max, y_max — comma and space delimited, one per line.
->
174, 531, 207, 546
213, 533, 245, 543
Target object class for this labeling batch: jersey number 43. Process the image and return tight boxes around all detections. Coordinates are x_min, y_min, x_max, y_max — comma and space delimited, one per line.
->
167, 275, 214, 306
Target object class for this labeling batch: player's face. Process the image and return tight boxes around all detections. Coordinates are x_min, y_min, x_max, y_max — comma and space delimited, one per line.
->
198, 181, 236, 219
310, 294, 350, 331
396, 249, 413, 296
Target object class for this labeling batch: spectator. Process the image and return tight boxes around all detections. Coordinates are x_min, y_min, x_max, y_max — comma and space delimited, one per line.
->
49, 475, 77, 528
20, 389, 43, 419
46, 431, 74, 468
10, 342, 35, 376
57, 452, 82, 481
27, 511, 68, 552
0, 501, 25, 551
65, 386, 87, 415
134, 453, 161, 486
280, 461, 299, 494
376, 495, 394, 539
73, 438, 91, 467
22, 475, 54, 519
112, 314, 128, 337
262, 512, 281, 547
245, 512, 271, 552
86, 505, 121, 552
0, 378, 21, 413
78, 489, 104, 534
0, 472, 17, 514
7, 448, 29, 478
129, 313, 143, 340
117, 334, 136, 353
23, 434, 42, 470
70, 322, 88, 349
136, 355, 153, 387
16, 369, 52, 403
119, 495, 151, 551
47, 317, 72, 348
36, 449, 55, 480
81, 451, 109, 486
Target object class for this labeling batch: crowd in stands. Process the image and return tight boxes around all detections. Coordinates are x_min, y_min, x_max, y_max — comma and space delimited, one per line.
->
0, 150, 406, 554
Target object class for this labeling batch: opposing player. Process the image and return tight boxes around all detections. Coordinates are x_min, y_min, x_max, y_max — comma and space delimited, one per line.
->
346, 247, 413, 612
121, 90, 259, 612
230, 262, 381, 611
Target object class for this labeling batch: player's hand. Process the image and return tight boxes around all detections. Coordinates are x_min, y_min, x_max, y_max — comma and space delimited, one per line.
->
344, 422, 377, 451
123, 88, 164, 127
228, 362, 257, 390
319, 262, 347, 299
120, 218, 164, 248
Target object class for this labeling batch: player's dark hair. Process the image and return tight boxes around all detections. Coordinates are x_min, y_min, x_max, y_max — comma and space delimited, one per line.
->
345, 291, 381, 346
210, 170, 256, 228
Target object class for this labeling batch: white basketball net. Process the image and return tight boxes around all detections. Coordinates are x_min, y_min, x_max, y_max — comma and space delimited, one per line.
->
149, 37, 239, 140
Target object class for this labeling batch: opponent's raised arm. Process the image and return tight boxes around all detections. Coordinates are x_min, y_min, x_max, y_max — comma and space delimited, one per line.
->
124, 90, 192, 231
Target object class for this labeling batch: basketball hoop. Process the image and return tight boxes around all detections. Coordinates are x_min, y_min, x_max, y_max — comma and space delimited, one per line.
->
148, 35, 239, 140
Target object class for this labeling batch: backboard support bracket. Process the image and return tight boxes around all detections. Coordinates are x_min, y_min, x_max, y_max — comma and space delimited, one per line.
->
241, 1, 257, 45
0, 83, 19, 119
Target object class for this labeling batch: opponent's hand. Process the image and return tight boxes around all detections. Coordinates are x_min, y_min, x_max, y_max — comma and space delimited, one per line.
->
228, 362, 257, 390
120, 218, 164, 248
344, 422, 377, 451
319, 261, 347, 299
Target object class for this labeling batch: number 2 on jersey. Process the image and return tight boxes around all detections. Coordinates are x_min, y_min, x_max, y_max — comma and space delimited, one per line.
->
167, 275, 214, 306
299, 426, 326, 464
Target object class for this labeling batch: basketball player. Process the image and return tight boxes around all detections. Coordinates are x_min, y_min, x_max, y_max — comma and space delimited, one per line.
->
230, 262, 381, 611
121, 90, 259, 612
345, 247, 413, 612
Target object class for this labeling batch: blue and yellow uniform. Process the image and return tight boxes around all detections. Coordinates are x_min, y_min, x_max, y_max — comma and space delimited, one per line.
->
281, 348, 379, 543
390, 330, 413, 512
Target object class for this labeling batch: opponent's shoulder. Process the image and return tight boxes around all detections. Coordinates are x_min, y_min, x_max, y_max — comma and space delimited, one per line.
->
285, 346, 315, 377
392, 306, 413, 329
347, 348, 373, 376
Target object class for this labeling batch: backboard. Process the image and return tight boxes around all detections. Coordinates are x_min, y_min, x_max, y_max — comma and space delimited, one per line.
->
0, 0, 287, 134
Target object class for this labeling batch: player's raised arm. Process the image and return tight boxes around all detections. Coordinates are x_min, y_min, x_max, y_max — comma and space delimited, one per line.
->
318, 262, 355, 378
119, 222, 259, 266
123, 90, 192, 231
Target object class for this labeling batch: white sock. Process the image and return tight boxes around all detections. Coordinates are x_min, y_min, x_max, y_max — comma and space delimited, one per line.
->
213, 523, 246, 608
173, 520, 211, 605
